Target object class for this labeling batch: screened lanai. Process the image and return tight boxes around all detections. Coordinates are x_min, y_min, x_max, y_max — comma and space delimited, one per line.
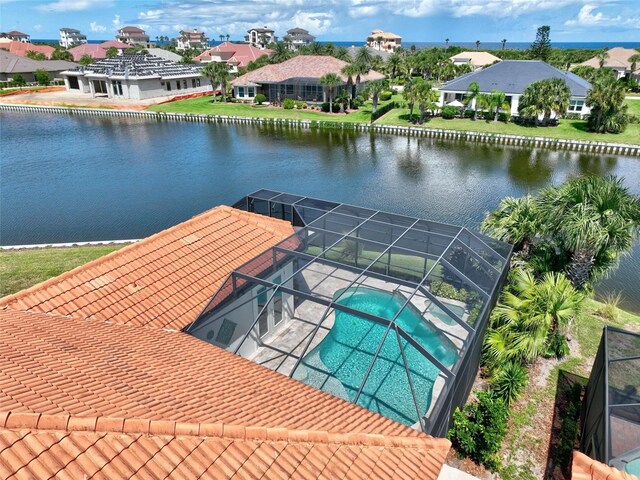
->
186, 190, 512, 436
580, 327, 640, 477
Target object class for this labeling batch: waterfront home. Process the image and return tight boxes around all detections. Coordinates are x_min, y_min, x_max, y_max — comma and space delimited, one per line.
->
285, 27, 315, 50
59, 27, 87, 48
116, 26, 151, 47
0, 50, 77, 82
439, 60, 592, 117
245, 26, 276, 50
194, 41, 271, 73
0, 39, 55, 59
176, 29, 209, 51
0, 203, 451, 479
346, 45, 391, 61
68, 40, 129, 61
579, 47, 640, 81
366, 29, 402, 52
61, 54, 210, 100
449, 51, 501, 71
230, 54, 385, 102
0, 30, 29, 42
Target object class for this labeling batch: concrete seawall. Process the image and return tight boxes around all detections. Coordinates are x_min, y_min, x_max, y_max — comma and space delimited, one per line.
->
2, 103, 638, 157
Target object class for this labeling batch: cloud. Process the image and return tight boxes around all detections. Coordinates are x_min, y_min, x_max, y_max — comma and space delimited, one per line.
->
90, 21, 107, 33
37, 0, 112, 12
138, 9, 164, 20
33, 24, 42, 32
112, 14, 122, 29
564, 4, 640, 28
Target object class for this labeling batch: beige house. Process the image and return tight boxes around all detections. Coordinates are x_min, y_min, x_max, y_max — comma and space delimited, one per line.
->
176, 29, 209, 51
116, 26, 151, 47
366, 29, 401, 52
450, 51, 501, 71
244, 27, 276, 50
579, 47, 640, 80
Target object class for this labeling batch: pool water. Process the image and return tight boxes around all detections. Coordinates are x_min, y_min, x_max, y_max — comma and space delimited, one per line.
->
625, 457, 640, 476
427, 302, 466, 326
293, 286, 458, 426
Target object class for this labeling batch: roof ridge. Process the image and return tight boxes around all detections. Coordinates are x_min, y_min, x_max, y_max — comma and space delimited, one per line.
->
0, 205, 288, 308
0, 411, 450, 450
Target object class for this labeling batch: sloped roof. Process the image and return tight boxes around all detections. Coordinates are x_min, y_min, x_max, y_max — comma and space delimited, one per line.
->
5, 30, 28, 36
1, 40, 54, 59
0, 50, 77, 73
450, 51, 502, 67
194, 41, 271, 67
231, 55, 385, 86
0, 206, 293, 331
147, 47, 183, 62
120, 26, 145, 33
68, 41, 128, 61
572, 452, 636, 480
0, 307, 450, 479
368, 29, 402, 40
440, 60, 592, 96
100, 40, 130, 49
580, 47, 640, 72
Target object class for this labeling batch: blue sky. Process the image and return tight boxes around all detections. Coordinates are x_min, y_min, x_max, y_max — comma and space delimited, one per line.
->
1, 0, 639, 43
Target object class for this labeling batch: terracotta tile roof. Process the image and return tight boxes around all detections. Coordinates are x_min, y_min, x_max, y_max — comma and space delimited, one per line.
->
0, 308, 450, 478
194, 42, 272, 67
231, 55, 385, 86
2, 41, 55, 59
572, 452, 637, 480
0, 206, 294, 331
580, 47, 640, 72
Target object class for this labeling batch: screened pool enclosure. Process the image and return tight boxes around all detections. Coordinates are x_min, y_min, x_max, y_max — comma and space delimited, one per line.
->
580, 327, 640, 477
186, 190, 512, 436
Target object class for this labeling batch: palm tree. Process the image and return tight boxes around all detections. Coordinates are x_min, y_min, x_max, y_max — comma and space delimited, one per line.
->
201, 61, 231, 102
475, 40, 480, 50
484, 269, 583, 363
463, 81, 481, 119
586, 76, 628, 133
319, 73, 342, 112
489, 89, 509, 122
415, 80, 439, 123
270, 42, 292, 64
334, 46, 350, 61
403, 78, 417, 122
501, 39, 507, 50
335, 89, 350, 113
361, 79, 387, 112
596, 48, 608, 68
629, 53, 640, 74
445, 38, 449, 47
386, 53, 402, 79
481, 195, 541, 256
219, 34, 224, 43
537, 175, 640, 289
341, 63, 359, 99
324, 42, 335, 56
308, 42, 324, 55
518, 78, 571, 125
226, 34, 230, 42
354, 46, 373, 69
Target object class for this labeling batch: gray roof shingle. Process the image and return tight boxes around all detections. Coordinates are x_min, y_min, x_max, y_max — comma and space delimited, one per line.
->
0, 50, 77, 74
440, 60, 591, 97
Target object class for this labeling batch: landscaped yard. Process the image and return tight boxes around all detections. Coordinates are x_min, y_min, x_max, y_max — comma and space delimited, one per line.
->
0, 245, 126, 297
376, 99, 640, 146
147, 94, 397, 123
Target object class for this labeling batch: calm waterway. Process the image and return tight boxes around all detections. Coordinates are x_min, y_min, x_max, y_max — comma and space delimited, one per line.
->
1, 111, 639, 311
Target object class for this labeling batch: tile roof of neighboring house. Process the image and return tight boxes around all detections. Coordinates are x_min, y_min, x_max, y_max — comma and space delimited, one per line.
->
440, 59, 592, 96
120, 26, 145, 33
369, 29, 402, 39
231, 54, 385, 86
0, 50, 77, 74
68, 41, 129, 61
6, 30, 28, 36
572, 452, 637, 480
1, 40, 55, 58
100, 40, 130, 49
450, 51, 502, 67
580, 47, 640, 72
0, 308, 450, 479
0, 206, 293, 331
194, 41, 272, 67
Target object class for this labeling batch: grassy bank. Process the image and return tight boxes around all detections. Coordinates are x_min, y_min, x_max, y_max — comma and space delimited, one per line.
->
0, 245, 126, 297
377, 99, 640, 146
147, 94, 395, 123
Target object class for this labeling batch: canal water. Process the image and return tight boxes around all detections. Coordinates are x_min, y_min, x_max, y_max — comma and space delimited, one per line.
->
1, 112, 638, 311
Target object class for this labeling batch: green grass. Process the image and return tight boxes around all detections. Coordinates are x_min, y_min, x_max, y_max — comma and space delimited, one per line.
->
626, 98, 640, 116
376, 107, 640, 145
147, 94, 400, 124
0, 245, 126, 297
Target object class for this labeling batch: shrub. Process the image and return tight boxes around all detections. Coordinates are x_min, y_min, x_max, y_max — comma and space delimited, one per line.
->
379, 90, 393, 101
595, 291, 622, 321
545, 331, 570, 359
352, 96, 364, 108
448, 390, 509, 471
12, 74, 26, 87
370, 101, 397, 122
254, 93, 266, 105
320, 102, 340, 113
441, 105, 458, 119
283, 98, 295, 109
489, 361, 528, 405
34, 69, 50, 86
301, 102, 308, 109
463, 109, 475, 119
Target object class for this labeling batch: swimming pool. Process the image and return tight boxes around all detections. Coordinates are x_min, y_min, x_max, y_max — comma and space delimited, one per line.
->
292, 286, 459, 426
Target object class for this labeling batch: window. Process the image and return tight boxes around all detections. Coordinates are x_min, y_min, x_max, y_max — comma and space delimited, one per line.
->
196, 78, 200, 87
192, 79, 196, 88
176, 80, 181, 90
166, 82, 171, 91
112, 80, 123, 96
286, 84, 294, 95
272, 276, 283, 325
238, 87, 245, 97
183, 79, 188, 89
257, 287, 269, 337
248, 87, 255, 97
569, 99, 585, 112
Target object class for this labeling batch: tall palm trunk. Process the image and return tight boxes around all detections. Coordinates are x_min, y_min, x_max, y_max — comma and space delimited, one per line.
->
566, 247, 596, 289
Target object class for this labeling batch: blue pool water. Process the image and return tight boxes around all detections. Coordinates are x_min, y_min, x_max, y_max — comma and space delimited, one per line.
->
293, 287, 458, 426
625, 457, 640, 476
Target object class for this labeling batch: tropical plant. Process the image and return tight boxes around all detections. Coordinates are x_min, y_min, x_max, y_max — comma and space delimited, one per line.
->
12, 73, 25, 87
415, 79, 439, 123
485, 269, 584, 363
595, 291, 622, 322
586, 76, 629, 133
361, 79, 387, 112
501, 39, 507, 50
201, 61, 231, 102
530, 25, 551, 61
308, 42, 324, 55
105, 46, 119, 59
489, 361, 528, 405
26, 50, 46, 60
319, 72, 342, 113
270, 42, 292, 64
402, 78, 417, 122
334, 46, 350, 62
448, 390, 509, 471
33, 69, 50, 86
464, 81, 481, 119
254, 93, 266, 105
475, 40, 480, 50
445, 38, 449, 47
354, 46, 373, 69
596, 49, 608, 68
78, 54, 94, 66
630, 53, 640, 74
480, 195, 541, 256
51, 49, 73, 61
537, 175, 640, 289
386, 52, 402, 78
487, 90, 510, 122
518, 78, 571, 126
335, 89, 350, 112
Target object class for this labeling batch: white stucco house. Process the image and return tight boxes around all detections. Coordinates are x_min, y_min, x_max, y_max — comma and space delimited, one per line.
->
176, 29, 209, 51
245, 27, 276, 50
59, 28, 87, 48
61, 54, 211, 101
439, 60, 592, 118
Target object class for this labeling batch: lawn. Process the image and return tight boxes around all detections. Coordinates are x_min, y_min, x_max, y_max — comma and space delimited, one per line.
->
376, 99, 640, 146
147, 94, 397, 123
0, 245, 126, 297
